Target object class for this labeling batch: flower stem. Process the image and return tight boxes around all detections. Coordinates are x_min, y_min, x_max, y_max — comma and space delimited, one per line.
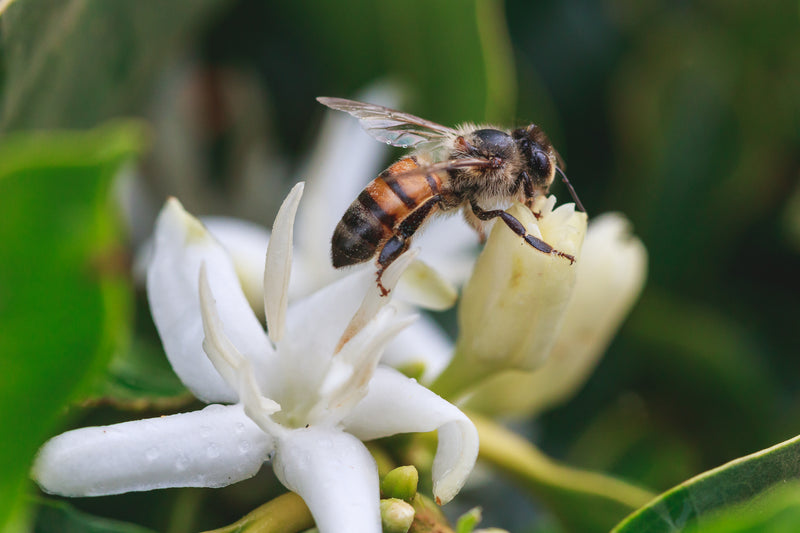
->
201, 492, 313, 533
469, 411, 656, 533
428, 346, 495, 401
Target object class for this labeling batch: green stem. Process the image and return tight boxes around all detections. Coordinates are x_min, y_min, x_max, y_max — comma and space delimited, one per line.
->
202, 492, 313, 533
428, 346, 494, 401
470, 411, 656, 532
475, 0, 517, 123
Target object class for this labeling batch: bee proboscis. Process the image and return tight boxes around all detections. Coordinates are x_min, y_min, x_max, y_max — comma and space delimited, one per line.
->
317, 97, 585, 295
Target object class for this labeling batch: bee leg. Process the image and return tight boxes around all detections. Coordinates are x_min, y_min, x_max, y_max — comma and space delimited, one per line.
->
376, 236, 408, 296
470, 202, 575, 264
375, 196, 441, 296
518, 171, 542, 218
463, 209, 488, 243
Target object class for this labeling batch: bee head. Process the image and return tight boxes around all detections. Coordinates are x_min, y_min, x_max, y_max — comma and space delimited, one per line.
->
512, 125, 557, 191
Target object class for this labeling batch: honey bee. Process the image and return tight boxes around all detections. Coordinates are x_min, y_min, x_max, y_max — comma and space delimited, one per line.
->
317, 97, 586, 295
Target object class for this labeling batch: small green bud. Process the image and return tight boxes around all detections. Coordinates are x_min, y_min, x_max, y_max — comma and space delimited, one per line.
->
395, 360, 427, 382
380, 498, 415, 533
455, 507, 482, 533
380, 465, 419, 501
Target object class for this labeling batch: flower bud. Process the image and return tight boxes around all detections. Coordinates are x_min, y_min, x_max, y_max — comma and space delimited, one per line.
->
433, 197, 587, 398
380, 498, 415, 533
465, 213, 647, 417
380, 465, 419, 501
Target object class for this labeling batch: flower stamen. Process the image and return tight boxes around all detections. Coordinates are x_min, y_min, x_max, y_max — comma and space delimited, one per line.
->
199, 263, 282, 434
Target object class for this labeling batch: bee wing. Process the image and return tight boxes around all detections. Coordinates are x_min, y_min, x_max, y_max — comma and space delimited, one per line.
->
389, 157, 495, 180
317, 97, 456, 148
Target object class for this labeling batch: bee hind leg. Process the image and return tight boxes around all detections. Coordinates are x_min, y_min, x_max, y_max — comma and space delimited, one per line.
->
374, 195, 441, 296
470, 202, 575, 264
376, 236, 409, 297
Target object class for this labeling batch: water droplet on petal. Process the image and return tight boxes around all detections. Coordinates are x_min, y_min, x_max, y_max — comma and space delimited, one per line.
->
200, 425, 212, 438
235, 422, 245, 434
175, 455, 189, 471
239, 440, 252, 454
207, 443, 220, 459
145, 447, 159, 461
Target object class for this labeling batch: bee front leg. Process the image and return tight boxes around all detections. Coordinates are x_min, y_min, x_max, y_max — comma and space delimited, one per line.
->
463, 209, 488, 243
518, 171, 542, 218
470, 202, 575, 264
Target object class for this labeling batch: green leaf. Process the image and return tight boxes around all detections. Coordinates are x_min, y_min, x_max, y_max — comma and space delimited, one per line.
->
684, 482, 800, 533
0, 122, 146, 529
34, 498, 157, 533
0, 0, 225, 131
87, 337, 192, 410
612, 434, 800, 532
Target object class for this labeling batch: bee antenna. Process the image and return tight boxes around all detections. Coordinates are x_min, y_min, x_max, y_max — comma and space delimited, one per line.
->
556, 167, 586, 213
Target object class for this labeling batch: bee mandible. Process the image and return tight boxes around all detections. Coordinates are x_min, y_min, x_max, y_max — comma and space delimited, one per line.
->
317, 97, 586, 296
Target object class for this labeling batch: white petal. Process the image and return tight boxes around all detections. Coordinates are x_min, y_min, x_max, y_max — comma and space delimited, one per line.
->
381, 312, 455, 383
147, 199, 275, 403
279, 269, 373, 389
342, 367, 478, 505
272, 426, 381, 533
33, 404, 272, 497
203, 216, 271, 316
394, 259, 458, 311
264, 182, 304, 342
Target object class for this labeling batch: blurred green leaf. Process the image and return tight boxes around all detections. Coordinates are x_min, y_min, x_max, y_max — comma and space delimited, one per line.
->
34, 498, 157, 533
626, 287, 780, 457
565, 395, 699, 491
0, 122, 146, 529
0, 0, 226, 131
608, 3, 800, 287
612, 434, 800, 532
263, 0, 516, 125
87, 338, 190, 409
472, 412, 655, 533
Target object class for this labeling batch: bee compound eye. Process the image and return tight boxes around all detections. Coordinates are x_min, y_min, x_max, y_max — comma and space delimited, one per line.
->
532, 150, 551, 176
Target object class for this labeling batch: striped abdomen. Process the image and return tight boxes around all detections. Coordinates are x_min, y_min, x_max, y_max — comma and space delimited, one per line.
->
331, 157, 442, 268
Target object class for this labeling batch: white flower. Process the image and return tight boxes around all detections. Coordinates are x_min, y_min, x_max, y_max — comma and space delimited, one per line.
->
190, 86, 479, 383
432, 196, 588, 398
33, 184, 478, 533
463, 213, 647, 417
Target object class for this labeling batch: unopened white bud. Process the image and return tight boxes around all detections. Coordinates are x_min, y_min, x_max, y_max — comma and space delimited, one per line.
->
433, 196, 587, 399
465, 213, 647, 417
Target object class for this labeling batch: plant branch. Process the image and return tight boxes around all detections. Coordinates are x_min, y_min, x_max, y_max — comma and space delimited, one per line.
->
201, 492, 313, 533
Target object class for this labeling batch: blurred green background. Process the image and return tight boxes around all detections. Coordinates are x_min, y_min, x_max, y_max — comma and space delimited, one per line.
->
1, 0, 798, 531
